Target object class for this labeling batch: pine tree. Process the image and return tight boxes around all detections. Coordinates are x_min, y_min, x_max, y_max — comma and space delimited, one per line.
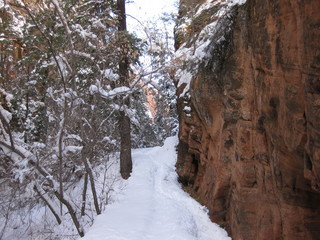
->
0, 0, 125, 237
0, 0, 178, 237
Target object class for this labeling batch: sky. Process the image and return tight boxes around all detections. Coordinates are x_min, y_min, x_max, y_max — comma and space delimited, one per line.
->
125, 0, 178, 82
126, 0, 178, 36
126, 0, 178, 21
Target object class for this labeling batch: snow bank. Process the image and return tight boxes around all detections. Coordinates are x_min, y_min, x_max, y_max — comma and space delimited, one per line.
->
81, 136, 231, 240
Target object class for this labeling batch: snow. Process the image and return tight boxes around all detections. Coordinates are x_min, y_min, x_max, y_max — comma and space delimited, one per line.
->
67, 50, 93, 60
81, 136, 231, 240
11, 15, 25, 38
102, 136, 117, 146
78, 67, 93, 75
51, 0, 74, 50
89, 84, 131, 99
176, 70, 193, 98
0, 105, 12, 123
89, 84, 99, 94
102, 69, 119, 82
184, 106, 192, 112
73, 24, 97, 40
65, 134, 82, 142
32, 142, 46, 148
196, 0, 246, 17
174, 0, 247, 98
63, 145, 83, 154
100, 86, 131, 99
231, 0, 247, 5
0, 152, 124, 240
0, 88, 13, 104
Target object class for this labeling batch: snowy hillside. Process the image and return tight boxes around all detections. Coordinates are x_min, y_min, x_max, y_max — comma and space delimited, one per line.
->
81, 137, 231, 240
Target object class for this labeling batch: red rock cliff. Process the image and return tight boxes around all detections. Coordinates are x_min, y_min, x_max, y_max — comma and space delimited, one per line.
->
174, 0, 320, 239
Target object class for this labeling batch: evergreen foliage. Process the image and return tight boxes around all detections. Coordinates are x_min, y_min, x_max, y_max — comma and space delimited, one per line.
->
0, 0, 177, 238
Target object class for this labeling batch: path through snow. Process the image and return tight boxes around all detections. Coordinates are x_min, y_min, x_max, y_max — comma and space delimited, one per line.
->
81, 137, 231, 240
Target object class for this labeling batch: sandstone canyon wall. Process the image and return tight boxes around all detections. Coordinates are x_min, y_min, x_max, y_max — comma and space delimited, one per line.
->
174, 0, 320, 239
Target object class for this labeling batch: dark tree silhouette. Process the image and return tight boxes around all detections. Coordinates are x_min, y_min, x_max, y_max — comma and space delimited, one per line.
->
117, 0, 132, 179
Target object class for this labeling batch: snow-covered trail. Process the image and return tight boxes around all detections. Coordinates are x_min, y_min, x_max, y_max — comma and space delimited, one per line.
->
81, 137, 231, 240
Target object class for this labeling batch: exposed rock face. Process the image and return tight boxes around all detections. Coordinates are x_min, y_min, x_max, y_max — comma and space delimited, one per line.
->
174, 0, 320, 239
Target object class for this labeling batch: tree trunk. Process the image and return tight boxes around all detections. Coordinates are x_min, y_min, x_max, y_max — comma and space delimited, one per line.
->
53, 190, 84, 237
117, 0, 132, 179
119, 110, 132, 179
83, 156, 101, 215
0, 111, 14, 150
81, 173, 88, 217
58, 108, 66, 215
34, 184, 62, 225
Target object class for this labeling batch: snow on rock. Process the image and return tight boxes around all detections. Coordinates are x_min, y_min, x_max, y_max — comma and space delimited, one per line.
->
174, 0, 247, 98
81, 136, 231, 240
176, 70, 193, 98
184, 106, 192, 112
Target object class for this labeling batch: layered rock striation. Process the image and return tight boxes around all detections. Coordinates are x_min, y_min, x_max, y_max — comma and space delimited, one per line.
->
174, 0, 320, 239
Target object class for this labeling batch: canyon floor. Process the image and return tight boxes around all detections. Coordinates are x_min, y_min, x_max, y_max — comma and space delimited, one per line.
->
81, 136, 230, 240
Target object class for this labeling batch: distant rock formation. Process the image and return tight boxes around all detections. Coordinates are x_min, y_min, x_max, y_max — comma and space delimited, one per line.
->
174, 0, 320, 239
